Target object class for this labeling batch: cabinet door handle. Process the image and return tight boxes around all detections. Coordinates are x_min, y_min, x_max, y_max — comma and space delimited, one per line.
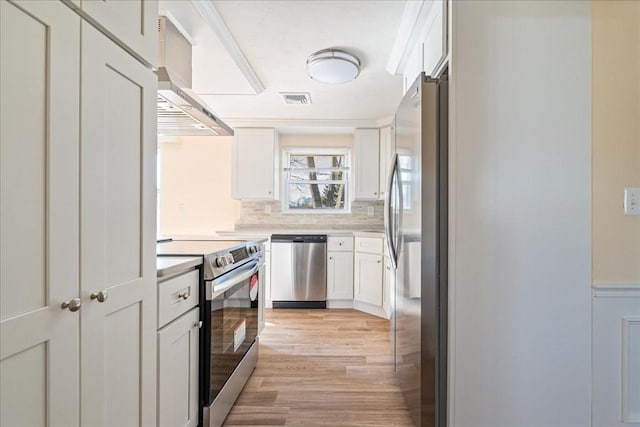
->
193, 321, 203, 329
90, 290, 108, 303
61, 298, 81, 312
377, 260, 382, 264
329, 256, 333, 260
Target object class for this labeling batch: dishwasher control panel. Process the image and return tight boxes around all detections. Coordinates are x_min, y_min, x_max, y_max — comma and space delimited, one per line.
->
271, 234, 327, 243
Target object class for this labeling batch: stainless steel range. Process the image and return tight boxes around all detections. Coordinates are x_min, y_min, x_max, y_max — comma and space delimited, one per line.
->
157, 239, 266, 427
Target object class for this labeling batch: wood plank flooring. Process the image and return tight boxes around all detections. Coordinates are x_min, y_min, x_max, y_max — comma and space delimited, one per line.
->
223, 309, 414, 427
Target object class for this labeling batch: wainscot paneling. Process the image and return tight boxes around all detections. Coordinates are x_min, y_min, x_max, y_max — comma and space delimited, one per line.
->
593, 283, 640, 427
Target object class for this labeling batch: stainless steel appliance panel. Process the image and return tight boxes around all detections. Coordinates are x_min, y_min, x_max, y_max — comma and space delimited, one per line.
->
387, 72, 448, 427
293, 241, 327, 301
271, 234, 327, 308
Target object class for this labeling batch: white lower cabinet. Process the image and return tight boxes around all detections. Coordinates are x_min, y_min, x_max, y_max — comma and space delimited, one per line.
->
352, 236, 388, 318
327, 252, 354, 300
383, 255, 393, 318
158, 308, 200, 427
354, 252, 384, 306
264, 249, 272, 309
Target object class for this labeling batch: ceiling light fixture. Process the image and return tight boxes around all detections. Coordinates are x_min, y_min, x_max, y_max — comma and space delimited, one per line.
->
306, 48, 361, 84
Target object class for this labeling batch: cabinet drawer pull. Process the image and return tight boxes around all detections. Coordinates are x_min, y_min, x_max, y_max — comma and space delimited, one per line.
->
177, 291, 190, 300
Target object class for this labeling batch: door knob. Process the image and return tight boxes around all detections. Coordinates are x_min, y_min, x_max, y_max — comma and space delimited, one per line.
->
90, 290, 108, 303
61, 298, 82, 312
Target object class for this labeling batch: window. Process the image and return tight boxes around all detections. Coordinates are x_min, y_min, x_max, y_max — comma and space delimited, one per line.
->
283, 148, 350, 212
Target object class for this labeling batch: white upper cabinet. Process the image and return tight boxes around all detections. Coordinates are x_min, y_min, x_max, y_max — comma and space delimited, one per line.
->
232, 128, 280, 200
422, 0, 446, 77
1, 2, 81, 425
64, 0, 158, 67
388, 0, 448, 95
354, 128, 380, 200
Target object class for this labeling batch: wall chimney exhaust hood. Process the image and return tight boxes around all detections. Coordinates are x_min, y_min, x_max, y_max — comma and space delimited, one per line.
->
157, 17, 233, 137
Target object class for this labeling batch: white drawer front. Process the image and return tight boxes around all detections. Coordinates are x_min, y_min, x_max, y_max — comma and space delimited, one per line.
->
355, 237, 383, 254
158, 269, 199, 328
328, 236, 354, 252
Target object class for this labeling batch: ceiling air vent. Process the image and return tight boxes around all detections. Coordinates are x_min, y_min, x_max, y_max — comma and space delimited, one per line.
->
280, 92, 312, 105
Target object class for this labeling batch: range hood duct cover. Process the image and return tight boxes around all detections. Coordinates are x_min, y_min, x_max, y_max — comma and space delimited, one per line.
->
157, 17, 233, 137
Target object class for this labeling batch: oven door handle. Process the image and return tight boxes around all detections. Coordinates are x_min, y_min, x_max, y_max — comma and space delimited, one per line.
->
206, 260, 261, 300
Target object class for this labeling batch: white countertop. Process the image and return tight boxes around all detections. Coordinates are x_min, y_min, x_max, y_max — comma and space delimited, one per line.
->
156, 256, 202, 279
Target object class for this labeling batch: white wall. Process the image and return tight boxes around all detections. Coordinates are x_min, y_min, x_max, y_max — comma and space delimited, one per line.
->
158, 136, 240, 236
591, 2, 640, 425
592, 0, 640, 284
449, 1, 592, 426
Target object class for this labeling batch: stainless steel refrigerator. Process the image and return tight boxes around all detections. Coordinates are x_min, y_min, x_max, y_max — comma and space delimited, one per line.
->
384, 72, 448, 427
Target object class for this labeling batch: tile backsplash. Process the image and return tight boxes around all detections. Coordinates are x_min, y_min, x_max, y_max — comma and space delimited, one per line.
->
235, 200, 384, 231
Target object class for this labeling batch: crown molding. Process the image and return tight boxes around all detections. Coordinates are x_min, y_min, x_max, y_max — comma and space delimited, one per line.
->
224, 117, 396, 133
375, 115, 394, 128
225, 118, 379, 130
191, 0, 265, 94
386, 0, 440, 76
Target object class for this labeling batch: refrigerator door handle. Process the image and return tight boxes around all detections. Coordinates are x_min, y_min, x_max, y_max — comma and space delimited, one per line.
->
384, 153, 399, 269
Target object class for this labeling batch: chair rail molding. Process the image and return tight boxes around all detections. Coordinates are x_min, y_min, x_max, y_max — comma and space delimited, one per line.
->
593, 283, 640, 298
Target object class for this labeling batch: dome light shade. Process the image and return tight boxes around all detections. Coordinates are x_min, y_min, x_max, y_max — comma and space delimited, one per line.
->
306, 48, 361, 84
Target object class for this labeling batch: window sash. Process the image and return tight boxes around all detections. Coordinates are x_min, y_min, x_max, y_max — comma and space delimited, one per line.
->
283, 148, 350, 213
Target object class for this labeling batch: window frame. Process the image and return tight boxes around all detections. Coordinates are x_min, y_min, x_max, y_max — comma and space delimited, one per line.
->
282, 147, 351, 214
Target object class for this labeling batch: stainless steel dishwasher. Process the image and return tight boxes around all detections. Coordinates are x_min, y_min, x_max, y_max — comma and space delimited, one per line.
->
270, 234, 327, 308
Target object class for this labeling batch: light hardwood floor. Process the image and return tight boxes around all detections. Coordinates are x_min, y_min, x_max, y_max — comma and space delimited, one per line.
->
223, 309, 414, 426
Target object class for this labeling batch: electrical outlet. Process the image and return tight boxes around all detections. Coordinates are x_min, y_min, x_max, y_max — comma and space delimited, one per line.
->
624, 188, 640, 216
264, 204, 272, 214
367, 206, 375, 216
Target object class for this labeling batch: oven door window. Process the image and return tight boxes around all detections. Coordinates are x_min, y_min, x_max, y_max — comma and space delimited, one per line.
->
209, 272, 259, 398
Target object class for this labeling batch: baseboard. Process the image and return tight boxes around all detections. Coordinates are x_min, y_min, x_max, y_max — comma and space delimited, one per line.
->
326, 300, 354, 309
353, 300, 389, 319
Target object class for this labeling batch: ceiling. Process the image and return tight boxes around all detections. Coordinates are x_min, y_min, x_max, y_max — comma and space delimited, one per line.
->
159, 0, 407, 131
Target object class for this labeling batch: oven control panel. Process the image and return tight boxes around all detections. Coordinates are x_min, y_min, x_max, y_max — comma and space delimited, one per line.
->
230, 247, 249, 263
215, 254, 234, 267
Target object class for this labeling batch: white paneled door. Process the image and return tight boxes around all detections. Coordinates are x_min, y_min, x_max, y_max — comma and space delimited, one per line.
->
79, 22, 157, 427
0, 1, 81, 426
